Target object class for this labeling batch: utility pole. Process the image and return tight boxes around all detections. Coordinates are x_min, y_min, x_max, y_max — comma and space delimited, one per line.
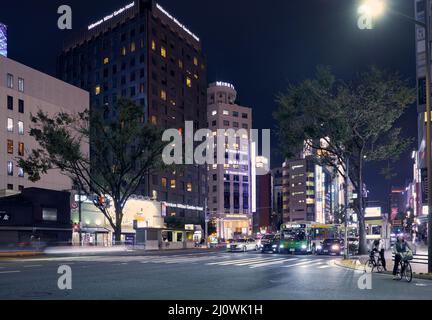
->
78, 185, 82, 246
344, 157, 350, 260
204, 197, 208, 248
425, 0, 432, 274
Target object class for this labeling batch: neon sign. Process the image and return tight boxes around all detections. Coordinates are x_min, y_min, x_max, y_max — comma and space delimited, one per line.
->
88, 2, 135, 30
156, 4, 200, 42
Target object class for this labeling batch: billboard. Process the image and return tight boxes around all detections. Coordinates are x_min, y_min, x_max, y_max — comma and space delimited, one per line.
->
0, 23, 7, 57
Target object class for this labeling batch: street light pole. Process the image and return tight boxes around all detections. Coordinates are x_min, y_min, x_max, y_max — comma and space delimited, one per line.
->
204, 197, 208, 248
359, 0, 432, 274
344, 157, 350, 260
424, 0, 432, 274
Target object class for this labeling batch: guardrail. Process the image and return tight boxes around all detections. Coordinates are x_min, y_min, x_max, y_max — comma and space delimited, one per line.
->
392, 253, 428, 265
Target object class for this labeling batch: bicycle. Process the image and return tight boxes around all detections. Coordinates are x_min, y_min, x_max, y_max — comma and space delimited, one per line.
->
364, 250, 384, 273
394, 254, 413, 283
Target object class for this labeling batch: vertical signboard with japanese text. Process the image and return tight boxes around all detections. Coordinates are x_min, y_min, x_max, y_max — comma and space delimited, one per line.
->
0, 23, 7, 57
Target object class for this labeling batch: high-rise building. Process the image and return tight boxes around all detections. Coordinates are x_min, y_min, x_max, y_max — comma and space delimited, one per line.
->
389, 187, 406, 221
207, 82, 253, 240
282, 156, 335, 224
272, 167, 284, 230
58, 0, 208, 226
0, 55, 89, 196
254, 156, 272, 234
415, 0, 429, 210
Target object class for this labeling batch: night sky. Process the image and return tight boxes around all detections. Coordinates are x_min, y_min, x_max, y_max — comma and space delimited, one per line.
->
0, 0, 418, 211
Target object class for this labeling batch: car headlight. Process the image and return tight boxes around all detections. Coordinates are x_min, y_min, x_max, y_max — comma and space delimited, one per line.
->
332, 245, 340, 250
279, 245, 284, 249
316, 245, 322, 250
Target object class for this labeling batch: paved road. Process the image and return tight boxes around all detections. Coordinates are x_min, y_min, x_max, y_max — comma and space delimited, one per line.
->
0, 251, 431, 300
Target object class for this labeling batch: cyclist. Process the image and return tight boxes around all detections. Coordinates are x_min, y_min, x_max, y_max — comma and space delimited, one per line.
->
392, 235, 412, 280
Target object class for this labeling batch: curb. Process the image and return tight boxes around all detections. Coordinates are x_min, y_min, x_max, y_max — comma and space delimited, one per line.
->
0, 252, 43, 258
333, 259, 432, 281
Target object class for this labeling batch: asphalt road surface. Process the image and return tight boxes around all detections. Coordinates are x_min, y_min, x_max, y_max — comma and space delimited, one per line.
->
0, 251, 431, 300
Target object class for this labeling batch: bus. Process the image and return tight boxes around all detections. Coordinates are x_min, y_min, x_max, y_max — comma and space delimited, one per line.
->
279, 222, 340, 254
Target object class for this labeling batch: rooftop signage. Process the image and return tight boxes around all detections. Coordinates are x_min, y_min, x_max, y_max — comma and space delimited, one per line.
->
88, 2, 135, 30
156, 3, 200, 42
215, 81, 235, 90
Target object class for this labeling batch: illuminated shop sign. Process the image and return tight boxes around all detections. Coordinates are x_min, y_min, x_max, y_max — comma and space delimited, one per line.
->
0, 23, 7, 57
88, 2, 135, 30
215, 81, 235, 90
156, 3, 200, 42
164, 202, 204, 211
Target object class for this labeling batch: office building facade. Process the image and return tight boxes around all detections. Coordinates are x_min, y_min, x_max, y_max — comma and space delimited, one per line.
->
0, 55, 89, 195
207, 82, 253, 240
58, 0, 208, 225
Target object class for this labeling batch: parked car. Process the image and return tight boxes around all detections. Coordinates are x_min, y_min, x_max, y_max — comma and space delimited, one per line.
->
319, 239, 345, 256
256, 234, 276, 251
227, 238, 257, 252
261, 234, 280, 253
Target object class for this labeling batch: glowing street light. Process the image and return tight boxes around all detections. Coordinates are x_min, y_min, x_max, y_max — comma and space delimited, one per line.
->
356, 0, 432, 273
358, 0, 386, 18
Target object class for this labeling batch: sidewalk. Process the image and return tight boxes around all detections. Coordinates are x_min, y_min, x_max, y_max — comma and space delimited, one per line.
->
335, 246, 432, 280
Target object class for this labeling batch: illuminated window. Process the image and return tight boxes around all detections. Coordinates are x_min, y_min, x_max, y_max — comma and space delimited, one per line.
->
178, 60, 183, 69
212, 110, 217, 116
160, 90, 167, 101
161, 178, 168, 188
151, 40, 156, 50
161, 46, 167, 58
193, 57, 198, 66
186, 77, 192, 88
140, 83, 145, 93
223, 110, 229, 116
18, 142, 24, 157
95, 85, 101, 95
170, 179, 176, 189
7, 118, 13, 132
103, 57, 109, 65
151, 115, 157, 125
7, 73, 13, 89
18, 168, 24, 178
7, 140, 13, 154
7, 161, 13, 176
121, 47, 127, 56
18, 121, 24, 135
187, 183, 193, 192
18, 78, 24, 92
130, 42, 136, 52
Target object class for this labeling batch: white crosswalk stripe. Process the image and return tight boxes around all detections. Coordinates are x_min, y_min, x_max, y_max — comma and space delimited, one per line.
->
130, 254, 334, 271
249, 258, 299, 269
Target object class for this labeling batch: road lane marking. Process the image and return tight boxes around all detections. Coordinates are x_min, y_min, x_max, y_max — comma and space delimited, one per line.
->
300, 262, 324, 268
236, 258, 285, 266
207, 257, 267, 266
318, 265, 331, 269
282, 259, 320, 268
249, 258, 299, 268
23, 265, 43, 268
0, 271, 21, 274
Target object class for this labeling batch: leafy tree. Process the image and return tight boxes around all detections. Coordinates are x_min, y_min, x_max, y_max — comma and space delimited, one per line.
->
18, 98, 167, 242
274, 66, 415, 254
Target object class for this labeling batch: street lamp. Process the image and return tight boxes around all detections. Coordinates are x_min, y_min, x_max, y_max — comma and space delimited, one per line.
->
357, 0, 432, 273
358, 0, 386, 18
